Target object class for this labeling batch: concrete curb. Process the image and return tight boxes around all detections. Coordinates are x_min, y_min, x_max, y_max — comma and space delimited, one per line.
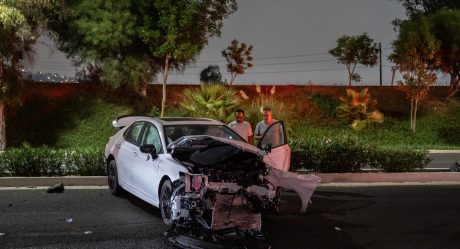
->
316, 172, 460, 183
0, 176, 107, 187
0, 172, 459, 187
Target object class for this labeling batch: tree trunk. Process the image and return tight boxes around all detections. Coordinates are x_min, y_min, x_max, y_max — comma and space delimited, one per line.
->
0, 101, 6, 150
347, 64, 352, 86
413, 98, 419, 132
446, 74, 459, 101
410, 98, 414, 131
0, 61, 3, 81
229, 72, 237, 85
160, 54, 170, 118
391, 68, 396, 86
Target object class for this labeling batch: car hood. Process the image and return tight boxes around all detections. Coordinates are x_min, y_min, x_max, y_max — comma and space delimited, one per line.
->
168, 135, 265, 173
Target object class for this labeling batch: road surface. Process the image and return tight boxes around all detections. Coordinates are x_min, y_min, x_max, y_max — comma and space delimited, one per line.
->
1, 185, 459, 249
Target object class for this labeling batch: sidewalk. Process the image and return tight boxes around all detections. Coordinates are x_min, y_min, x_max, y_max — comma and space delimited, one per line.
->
1, 172, 459, 187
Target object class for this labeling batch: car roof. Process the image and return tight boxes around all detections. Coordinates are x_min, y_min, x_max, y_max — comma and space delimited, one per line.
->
114, 115, 225, 127
155, 117, 224, 126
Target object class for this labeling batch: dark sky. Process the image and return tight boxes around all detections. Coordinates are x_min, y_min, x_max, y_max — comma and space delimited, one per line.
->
34, 0, 443, 85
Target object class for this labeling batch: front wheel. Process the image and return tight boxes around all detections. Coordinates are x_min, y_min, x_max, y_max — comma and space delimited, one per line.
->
107, 160, 122, 196
160, 179, 174, 226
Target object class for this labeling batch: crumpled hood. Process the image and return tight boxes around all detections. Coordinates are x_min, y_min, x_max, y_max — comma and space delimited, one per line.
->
168, 136, 265, 173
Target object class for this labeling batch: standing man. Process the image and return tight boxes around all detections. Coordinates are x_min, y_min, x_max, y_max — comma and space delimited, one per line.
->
254, 107, 277, 140
228, 109, 253, 144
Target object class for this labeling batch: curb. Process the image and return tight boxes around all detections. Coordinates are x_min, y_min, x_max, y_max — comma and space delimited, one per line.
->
0, 172, 459, 187
316, 172, 460, 183
0, 176, 107, 187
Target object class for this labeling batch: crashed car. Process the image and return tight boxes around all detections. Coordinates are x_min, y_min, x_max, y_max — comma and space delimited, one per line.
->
104, 116, 320, 248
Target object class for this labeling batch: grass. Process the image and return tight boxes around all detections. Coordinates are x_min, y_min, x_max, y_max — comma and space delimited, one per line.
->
292, 102, 460, 150
6, 85, 460, 150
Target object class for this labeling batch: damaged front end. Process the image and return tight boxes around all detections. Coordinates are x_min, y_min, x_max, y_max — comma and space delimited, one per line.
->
165, 172, 277, 249
165, 136, 319, 249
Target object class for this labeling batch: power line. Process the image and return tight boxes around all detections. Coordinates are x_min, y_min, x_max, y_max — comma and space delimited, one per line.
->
171, 65, 394, 75
195, 51, 331, 64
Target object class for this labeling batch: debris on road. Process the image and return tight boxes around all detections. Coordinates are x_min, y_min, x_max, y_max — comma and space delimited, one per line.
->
47, 183, 64, 193
0, 233, 5, 236
84, 231, 93, 235
65, 218, 73, 223
334, 226, 342, 231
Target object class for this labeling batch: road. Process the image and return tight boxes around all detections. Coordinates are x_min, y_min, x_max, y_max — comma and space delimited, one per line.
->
1, 185, 460, 249
426, 151, 460, 171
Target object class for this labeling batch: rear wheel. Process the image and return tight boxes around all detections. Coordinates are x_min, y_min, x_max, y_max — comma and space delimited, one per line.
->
107, 160, 122, 196
160, 179, 174, 226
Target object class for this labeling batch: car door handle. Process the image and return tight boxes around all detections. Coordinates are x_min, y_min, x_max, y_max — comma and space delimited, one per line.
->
133, 152, 138, 157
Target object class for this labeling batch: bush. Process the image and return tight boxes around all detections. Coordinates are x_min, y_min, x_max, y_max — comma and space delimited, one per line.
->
0, 145, 105, 176
290, 134, 428, 173
181, 83, 240, 123
368, 147, 428, 172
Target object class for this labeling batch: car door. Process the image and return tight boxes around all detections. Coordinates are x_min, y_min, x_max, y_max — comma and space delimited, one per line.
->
258, 121, 291, 172
130, 122, 163, 202
118, 121, 145, 187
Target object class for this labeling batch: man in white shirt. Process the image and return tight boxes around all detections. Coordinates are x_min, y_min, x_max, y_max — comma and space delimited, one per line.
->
228, 109, 253, 144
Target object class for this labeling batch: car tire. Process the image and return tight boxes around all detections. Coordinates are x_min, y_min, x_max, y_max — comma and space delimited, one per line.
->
107, 160, 122, 196
160, 179, 174, 226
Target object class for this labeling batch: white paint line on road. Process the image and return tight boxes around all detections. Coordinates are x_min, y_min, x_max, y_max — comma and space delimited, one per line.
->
0, 186, 108, 190
319, 181, 460, 187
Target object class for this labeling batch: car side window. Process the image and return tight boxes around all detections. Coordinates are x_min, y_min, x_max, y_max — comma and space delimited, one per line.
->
125, 122, 144, 145
141, 124, 163, 153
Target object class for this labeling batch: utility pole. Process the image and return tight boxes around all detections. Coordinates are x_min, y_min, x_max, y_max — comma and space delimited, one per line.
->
379, 42, 382, 86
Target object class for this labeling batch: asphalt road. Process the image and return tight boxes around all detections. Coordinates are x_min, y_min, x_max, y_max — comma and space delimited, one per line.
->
1, 185, 460, 249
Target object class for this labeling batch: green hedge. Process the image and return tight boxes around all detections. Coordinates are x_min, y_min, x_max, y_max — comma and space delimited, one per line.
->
0, 137, 429, 176
290, 134, 429, 173
0, 145, 106, 176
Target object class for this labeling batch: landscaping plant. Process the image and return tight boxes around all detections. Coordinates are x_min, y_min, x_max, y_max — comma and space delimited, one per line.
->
336, 88, 384, 131
181, 83, 240, 123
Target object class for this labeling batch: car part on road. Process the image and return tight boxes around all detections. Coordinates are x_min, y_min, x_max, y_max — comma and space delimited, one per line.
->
46, 182, 64, 193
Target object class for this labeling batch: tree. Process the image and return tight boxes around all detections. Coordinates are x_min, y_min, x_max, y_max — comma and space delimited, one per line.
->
391, 10, 460, 100
222, 39, 253, 85
200, 65, 222, 84
390, 14, 439, 131
50, 0, 238, 116
400, 50, 437, 131
328, 33, 379, 86
0, 0, 55, 150
396, 0, 460, 19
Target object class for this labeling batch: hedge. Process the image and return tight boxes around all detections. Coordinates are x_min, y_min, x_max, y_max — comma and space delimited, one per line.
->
0, 137, 429, 176
0, 145, 106, 177
290, 134, 429, 173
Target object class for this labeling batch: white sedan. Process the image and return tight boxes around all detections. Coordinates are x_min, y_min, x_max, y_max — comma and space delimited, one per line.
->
104, 116, 319, 247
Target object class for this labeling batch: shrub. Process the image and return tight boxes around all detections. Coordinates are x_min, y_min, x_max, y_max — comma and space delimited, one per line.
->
336, 88, 384, 131
368, 147, 428, 172
290, 134, 373, 173
181, 83, 240, 123
289, 134, 428, 173
0, 145, 105, 176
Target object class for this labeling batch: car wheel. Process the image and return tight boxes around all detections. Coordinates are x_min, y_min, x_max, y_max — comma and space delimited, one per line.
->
107, 160, 122, 196
160, 179, 174, 226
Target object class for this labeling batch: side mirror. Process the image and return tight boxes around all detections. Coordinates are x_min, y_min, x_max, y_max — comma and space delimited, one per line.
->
263, 143, 272, 153
140, 144, 157, 158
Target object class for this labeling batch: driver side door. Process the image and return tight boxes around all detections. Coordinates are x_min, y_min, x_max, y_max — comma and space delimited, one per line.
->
130, 123, 163, 203
258, 121, 291, 172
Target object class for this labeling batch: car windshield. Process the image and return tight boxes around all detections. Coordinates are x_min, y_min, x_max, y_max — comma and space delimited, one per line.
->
164, 125, 245, 145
